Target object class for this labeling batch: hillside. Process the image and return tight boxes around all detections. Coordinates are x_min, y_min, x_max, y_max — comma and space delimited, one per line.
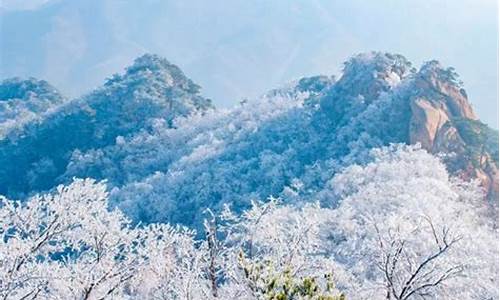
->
0, 52, 497, 225
0, 77, 65, 139
0, 52, 497, 300
0, 54, 213, 198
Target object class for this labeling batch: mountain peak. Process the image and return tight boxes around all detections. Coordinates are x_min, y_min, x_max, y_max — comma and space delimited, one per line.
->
406, 61, 496, 201
339, 52, 414, 92
412, 60, 476, 120
0, 55, 213, 197
128, 53, 173, 70
418, 60, 463, 87
1, 77, 64, 138
320, 52, 414, 122
344, 52, 413, 75
0, 77, 63, 102
0, 51, 496, 216
104, 53, 202, 95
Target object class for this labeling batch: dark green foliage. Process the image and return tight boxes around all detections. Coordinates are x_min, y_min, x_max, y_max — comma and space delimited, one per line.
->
452, 117, 499, 167
419, 60, 464, 88
238, 251, 346, 300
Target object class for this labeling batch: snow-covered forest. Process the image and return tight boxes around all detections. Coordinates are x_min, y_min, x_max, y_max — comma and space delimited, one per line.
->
0, 52, 498, 299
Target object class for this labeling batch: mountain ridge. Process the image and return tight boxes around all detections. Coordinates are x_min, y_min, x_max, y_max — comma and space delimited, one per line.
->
0, 54, 213, 197
0, 51, 497, 226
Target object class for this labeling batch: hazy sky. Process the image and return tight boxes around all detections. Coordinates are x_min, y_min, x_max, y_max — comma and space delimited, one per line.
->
1, 0, 498, 127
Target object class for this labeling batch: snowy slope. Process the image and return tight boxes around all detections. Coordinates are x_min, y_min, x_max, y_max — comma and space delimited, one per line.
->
0, 52, 497, 227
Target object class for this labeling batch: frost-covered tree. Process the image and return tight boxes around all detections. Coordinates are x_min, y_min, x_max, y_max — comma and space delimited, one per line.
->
0, 77, 64, 139
324, 145, 498, 299
0, 179, 347, 300
373, 218, 463, 300
1, 144, 498, 299
130, 224, 212, 300
1, 52, 497, 233
0, 178, 223, 300
60, 52, 443, 230
0, 54, 213, 198
0, 52, 497, 300
188, 199, 345, 300
0, 179, 146, 299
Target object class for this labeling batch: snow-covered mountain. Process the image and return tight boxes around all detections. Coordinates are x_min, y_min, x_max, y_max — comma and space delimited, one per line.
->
0, 52, 498, 300
0, 52, 497, 226
0, 77, 65, 139
0, 54, 213, 198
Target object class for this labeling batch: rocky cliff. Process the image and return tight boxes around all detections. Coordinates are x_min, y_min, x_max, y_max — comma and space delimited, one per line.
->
408, 60, 498, 203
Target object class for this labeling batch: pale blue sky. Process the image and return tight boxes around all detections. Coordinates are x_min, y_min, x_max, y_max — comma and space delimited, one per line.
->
0, 0, 498, 127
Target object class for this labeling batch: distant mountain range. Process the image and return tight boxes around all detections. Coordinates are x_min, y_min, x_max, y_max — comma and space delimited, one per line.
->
0, 52, 497, 227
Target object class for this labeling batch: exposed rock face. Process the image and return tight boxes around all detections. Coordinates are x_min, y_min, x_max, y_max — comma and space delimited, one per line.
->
409, 61, 498, 203
409, 98, 450, 150
315, 53, 497, 204
413, 60, 477, 120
